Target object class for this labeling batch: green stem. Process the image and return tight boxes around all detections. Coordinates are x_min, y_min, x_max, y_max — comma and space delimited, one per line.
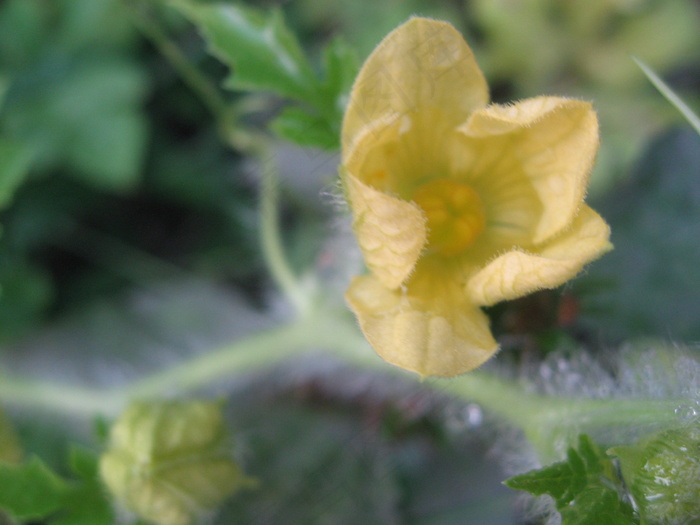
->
634, 57, 700, 135
439, 377, 684, 461
126, 320, 310, 399
0, 374, 122, 417
123, 0, 308, 313
125, 307, 375, 401
0, 307, 690, 463
257, 147, 312, 314
122, 0, 229, 119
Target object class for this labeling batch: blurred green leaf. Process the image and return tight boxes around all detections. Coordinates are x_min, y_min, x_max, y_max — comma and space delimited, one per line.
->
0, 139, 32, 209
319, 37, 358, 107
0, 0, 49, 68
173, 1, 318, 103
0, 451, 113, 525
0, 0, 148, 192
68, 111, 147, 190
51, 0, 135, 52
505, 435, 636, 525
57, 447, 113, 525
580, 129, 700, 340
0, 257, 53, 343
0, 457, 67, 520
68, 446, 99, 480
4, 56, 148, 191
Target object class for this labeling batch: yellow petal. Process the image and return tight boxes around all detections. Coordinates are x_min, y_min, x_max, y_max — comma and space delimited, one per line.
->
460, 97, 599, 244
467, 206, 612, 306
344, 108, 459, 200
345, 173, 427, 289
342, 17, 488, 156
346, 272, 498, 377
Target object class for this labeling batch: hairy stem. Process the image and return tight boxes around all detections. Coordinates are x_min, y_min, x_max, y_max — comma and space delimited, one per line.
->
0, 306, 690, 462
123, 0, 228, 119
257, 148, 313, 314
0, 374, 122, 417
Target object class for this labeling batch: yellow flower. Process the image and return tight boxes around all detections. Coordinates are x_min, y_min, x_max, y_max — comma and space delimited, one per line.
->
341, 17, 612, 378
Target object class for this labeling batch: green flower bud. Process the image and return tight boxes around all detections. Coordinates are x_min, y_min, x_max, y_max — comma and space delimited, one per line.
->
100, 400, 251, 525
610, 422, 700, 525
0, 406, 21, 464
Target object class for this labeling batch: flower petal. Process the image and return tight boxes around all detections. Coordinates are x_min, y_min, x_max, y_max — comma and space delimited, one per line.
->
342, 17, 488, 156
345, 173, 427, 289
346, 272, 498, 377
460, 97, 599, 243
467, 206, 612, 306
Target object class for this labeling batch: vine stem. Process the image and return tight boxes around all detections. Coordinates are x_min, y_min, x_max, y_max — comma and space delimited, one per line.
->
256, 147, 313, 315
122, 0, 228, 119
0, 374, 122, 417
0, 306, 689, 464
122, 0, 309, 314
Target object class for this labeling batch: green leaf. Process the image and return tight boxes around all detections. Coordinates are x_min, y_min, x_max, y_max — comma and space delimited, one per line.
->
57, 447, 113, 525
506, 459, 579, 507
0, 138, 32, 209
505, 435, 637, 525
173, 1, 318, 103
271, 106, 338, 150
0, 449, 113, 525
559, 484, 636, 525
270, 37, 358, 150
609, 424, 700, 525
0, 457, 67, 520
68, 446, 99, 480
319, 36, 359, 114
67, 111, 147, 191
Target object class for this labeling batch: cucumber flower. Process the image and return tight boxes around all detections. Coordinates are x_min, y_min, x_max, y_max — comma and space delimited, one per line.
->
342, 17, 612, 377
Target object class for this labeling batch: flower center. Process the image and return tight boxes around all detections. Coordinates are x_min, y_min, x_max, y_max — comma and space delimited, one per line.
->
412, 178, 486, 256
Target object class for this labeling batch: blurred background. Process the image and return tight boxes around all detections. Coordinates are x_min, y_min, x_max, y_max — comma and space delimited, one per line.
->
1, 0, 700, 523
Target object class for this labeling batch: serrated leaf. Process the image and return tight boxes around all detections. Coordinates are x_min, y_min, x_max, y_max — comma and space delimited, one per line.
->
0, 457, 67, 519
559, 484, 636, 525
173, 1, 318, 103
319, 36, 359, 113
271, 106, 338, 150
505, 435, 637, 525
576, 434, 604, 475
505, 460, 578, 507
68, 446, 99, 479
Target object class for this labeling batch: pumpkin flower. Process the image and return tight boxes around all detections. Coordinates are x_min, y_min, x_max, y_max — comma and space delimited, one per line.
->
342, 17, 612, 377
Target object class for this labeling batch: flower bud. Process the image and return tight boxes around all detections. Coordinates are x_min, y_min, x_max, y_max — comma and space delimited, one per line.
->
610, 423, 700, 525
99, 400, 250, 525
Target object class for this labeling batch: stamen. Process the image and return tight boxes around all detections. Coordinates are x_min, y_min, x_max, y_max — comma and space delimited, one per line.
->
413, 178, 486, 256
